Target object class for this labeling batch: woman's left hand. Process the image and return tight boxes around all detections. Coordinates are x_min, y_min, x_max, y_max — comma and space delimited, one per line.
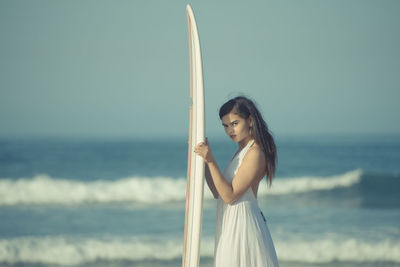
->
194, 138, 214, 163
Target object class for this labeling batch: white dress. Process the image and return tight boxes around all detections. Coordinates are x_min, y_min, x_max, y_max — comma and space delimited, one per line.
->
214, 140, 279, 267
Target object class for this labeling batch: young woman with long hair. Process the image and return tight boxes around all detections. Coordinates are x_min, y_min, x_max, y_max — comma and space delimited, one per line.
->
194, 96, 279, 267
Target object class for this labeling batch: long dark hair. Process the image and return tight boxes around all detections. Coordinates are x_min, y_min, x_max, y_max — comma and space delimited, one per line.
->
219, 96, 277, 186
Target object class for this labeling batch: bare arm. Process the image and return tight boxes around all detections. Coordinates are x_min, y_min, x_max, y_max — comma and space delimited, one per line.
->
206, 147, 265, 204
194, 138, 266, 204
205, 164, 219, 199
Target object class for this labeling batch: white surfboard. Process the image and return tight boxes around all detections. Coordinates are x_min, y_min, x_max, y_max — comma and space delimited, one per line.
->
182, 4, 205, 267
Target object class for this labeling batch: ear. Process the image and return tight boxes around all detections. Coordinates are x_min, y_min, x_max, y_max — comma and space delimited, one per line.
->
248, 116, 253, 127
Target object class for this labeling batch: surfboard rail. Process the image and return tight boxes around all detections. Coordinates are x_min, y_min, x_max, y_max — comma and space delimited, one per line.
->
182, 4, 205, 267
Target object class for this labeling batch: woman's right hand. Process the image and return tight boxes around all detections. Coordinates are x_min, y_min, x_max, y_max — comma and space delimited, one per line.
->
194, 138, 214, 163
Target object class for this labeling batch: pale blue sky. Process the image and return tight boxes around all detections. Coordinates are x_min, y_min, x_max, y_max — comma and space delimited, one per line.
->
1, 0, 399, 138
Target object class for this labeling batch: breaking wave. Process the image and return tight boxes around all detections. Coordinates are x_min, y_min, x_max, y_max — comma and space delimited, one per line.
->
0, 169, 362, 205
0, 234, 399, 265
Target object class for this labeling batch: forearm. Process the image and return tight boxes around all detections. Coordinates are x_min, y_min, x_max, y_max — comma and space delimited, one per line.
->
205, 165, 219, 199
206, 158, 235, 204
193, 138, 234, 202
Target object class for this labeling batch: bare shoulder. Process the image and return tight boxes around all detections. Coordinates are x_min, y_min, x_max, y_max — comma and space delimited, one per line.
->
237, 142, 267, 182
249, 142, 266, 158
244, 143, 266, 165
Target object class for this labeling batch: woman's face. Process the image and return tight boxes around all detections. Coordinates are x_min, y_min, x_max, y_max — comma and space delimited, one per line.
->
221, 112, 252, 143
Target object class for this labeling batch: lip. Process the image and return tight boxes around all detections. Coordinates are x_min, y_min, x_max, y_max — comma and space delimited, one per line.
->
230, 135, 236, 139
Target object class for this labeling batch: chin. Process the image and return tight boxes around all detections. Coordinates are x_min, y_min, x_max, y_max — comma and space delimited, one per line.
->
231, 136, 242, 143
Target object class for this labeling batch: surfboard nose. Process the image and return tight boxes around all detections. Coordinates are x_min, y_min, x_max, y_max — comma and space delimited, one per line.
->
186, 4, 194, 18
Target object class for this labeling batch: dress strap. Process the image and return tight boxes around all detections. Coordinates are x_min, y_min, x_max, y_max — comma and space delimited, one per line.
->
247, 139, 255, 148
244, 139, 255, 152
238, 139, 255, 159
230, 139, 256, 162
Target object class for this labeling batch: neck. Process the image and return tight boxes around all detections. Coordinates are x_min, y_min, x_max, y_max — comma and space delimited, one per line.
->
238, 136, 253, 150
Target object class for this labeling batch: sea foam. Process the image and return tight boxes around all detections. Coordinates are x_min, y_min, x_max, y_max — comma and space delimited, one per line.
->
0, 169, 362, 205
263, 169, 362, 195
0, 234, 399, 265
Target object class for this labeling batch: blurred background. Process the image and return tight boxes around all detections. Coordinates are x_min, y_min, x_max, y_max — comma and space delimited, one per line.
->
0, 0, 399, 266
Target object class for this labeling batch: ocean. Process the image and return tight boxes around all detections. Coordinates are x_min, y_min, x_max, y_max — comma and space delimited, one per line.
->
0, 134, 399, 267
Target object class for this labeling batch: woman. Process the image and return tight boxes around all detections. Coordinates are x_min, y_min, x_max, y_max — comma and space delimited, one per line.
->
194, 96, 279, 267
